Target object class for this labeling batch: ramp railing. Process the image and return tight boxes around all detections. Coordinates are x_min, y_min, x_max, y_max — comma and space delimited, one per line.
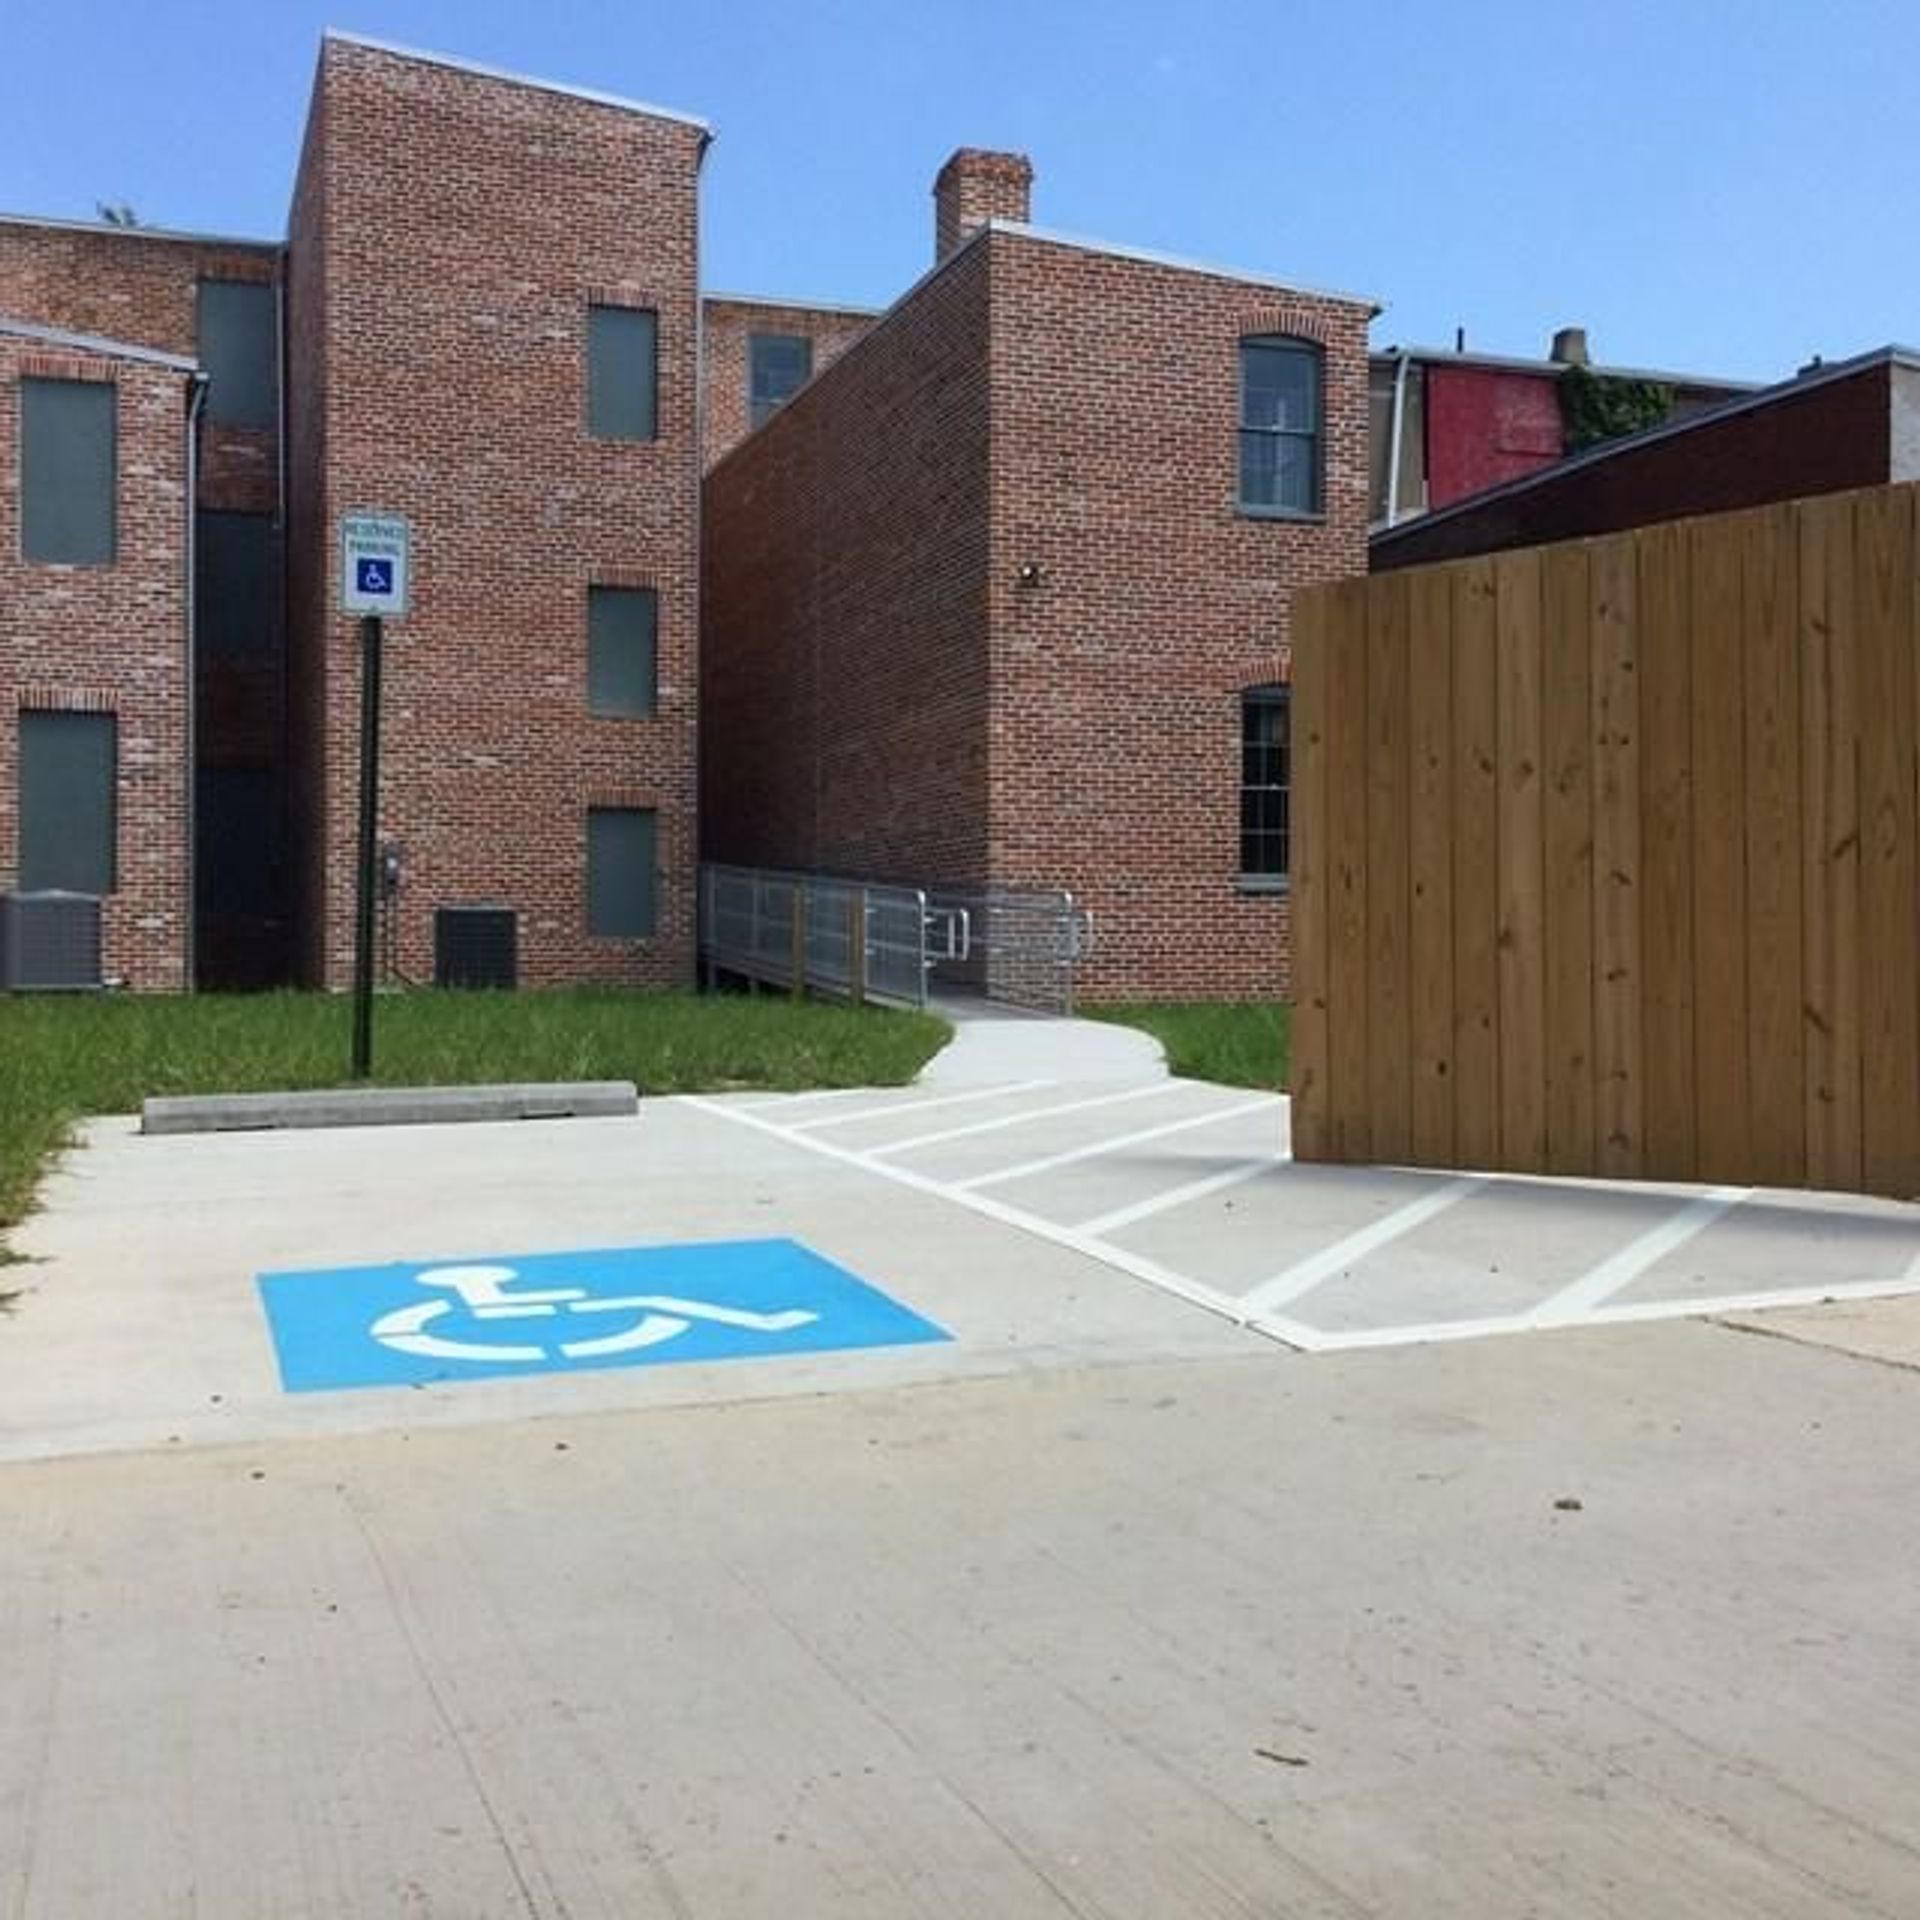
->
700, 866, 1095, 1015
699, 865, 932, 1008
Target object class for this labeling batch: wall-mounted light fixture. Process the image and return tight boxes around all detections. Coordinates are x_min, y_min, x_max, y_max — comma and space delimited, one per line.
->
1015, 561, 1046, 587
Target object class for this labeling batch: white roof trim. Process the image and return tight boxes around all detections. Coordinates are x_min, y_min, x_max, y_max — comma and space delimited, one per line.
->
703, 291, 882, 319
0, 313, 199, 373
1370, 343, 1760, 393
0, 209, 278, 252
324, 31, 712, 133
988, 221, 1378, 312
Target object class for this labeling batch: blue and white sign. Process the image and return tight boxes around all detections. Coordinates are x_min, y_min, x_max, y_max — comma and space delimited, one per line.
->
340, 512, 411, 618
257, 1238, 948, 1393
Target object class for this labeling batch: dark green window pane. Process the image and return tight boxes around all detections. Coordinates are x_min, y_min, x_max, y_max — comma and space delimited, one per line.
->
1238, 338, 1321, 515
195, 511, 275, 658
18, 710, 116, 892
749, 333, 812, 429
196, 280, 278, 429
588, 586, 658, 717
587, 807, 656, 937
588, 305, 658, 440
1239, 687, 1290, 879
21, 377, 116, 564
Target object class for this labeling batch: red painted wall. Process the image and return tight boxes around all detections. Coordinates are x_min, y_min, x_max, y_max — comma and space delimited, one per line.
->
1424, 364, 1565, 508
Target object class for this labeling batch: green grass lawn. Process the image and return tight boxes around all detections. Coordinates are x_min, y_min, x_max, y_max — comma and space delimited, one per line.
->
0, 989, 948, 1257
1085, 1001, 1291, 1090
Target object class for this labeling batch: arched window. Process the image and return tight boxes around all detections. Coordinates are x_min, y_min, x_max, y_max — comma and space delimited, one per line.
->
1239, 337, 1321, 516
1240, 685, 1290, 883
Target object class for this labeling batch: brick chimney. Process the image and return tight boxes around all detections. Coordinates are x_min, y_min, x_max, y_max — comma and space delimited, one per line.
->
1550, 326, 1591, 367
934, 149, 1034, 262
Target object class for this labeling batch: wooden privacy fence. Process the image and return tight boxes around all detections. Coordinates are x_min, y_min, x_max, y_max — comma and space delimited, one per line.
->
1290, 481, 1920, 1199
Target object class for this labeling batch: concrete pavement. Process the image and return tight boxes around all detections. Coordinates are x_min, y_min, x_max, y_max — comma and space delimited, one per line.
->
5, 1323, 1919, 1917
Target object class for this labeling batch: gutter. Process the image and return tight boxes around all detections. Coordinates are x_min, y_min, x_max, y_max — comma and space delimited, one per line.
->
183, 369, 209, 991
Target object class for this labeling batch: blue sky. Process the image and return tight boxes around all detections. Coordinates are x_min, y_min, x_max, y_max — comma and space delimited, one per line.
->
4, 1, 1914, 381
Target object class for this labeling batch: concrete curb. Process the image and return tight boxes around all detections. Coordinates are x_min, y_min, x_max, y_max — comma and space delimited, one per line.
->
140, 1081, 639, 1136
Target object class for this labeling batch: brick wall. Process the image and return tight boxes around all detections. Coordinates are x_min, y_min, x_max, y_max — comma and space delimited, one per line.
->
0, 218, 290, 985
701, 223, 1372, 1003
0, 222, 281, 516
288, 37, 705, 991
701, 244, 995, 885
701, 297, 874, 467
986, 235, 1372, 1000
1374, 362, 1895, 571
0, 336, 192, 988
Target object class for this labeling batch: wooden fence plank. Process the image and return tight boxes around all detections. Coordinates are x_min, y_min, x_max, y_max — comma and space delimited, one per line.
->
1637, 519, 1697, 1181
1366, 571, 1414, 1163
1287, 589, 1330, 1158
1590, 533, 1642, 1177
1541, 543, 1596, 1173
1741, 504, 1806, 1188
1408, 564, 1457, 1165
1688, 513, 1752, 1183
1854, 487, 1920, 1194
1799, 492, 1863, 1193
1323, 577, 1372, 1163
1494, 548, 1547, 1171
1450, 559, 1501, 1171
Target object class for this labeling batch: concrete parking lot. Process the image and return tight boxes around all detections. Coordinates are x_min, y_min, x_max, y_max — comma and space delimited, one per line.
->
4, 1071, 1920, 1915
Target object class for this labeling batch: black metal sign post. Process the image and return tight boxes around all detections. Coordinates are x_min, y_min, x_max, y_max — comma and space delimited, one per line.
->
351, 612, 383, 1079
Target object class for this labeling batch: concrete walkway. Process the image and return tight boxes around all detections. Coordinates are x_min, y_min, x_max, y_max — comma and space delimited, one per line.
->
918, 995, 1166, 1085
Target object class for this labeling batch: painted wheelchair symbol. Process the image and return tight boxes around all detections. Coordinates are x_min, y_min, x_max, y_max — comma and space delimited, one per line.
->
369, 1264, 819, 1366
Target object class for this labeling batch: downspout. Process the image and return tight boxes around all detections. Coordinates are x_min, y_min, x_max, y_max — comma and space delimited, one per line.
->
690, 125, 713, 981
183, 369, 209, 992
1385, 350, 1411, 530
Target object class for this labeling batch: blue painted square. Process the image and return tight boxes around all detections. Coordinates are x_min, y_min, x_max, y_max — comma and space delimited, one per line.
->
257, 1238, 949, 1394
355, 558, 392, 595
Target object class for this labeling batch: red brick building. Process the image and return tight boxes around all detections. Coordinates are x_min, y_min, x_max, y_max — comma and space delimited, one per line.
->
4, 35, 1379, 1004
0, 316, 200, 988
1371, 344, 1920, 571
701, 152, 1375, 999
1368, 333, 1752, 531
286, 36, 707, 990
701, 295, 876, 468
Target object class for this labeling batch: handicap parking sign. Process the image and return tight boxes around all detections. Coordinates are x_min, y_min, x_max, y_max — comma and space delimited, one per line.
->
257, 1238, 948, 1393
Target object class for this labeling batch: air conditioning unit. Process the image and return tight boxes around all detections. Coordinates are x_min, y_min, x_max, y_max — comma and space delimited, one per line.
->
434, 905, 518, 990
0, 891, 103, 991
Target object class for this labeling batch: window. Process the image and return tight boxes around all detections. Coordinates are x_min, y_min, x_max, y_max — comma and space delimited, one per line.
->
587, 305, 658, 440
196, 280, 278, 429
748, 332, 812, 429
195, 512, 275, 659
18, 710, 117, 893
21, 377, 116, 564
1239, 687, 1289, 884
1239, 338, 1321, 516
587, 586, 658, 717
586, 807, 656, 937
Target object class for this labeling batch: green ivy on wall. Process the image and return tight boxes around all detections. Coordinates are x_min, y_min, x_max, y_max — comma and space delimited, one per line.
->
1558, 363, 1675, 454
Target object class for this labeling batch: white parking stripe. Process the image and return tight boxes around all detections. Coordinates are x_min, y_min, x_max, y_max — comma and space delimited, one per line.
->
1073, 1153, 1282, 1235
732, 1086, 883, 1113
789, 1081, 1052, 1131
866, 1082, 1179, 1156
1255, 1271, 1920, 1352
961, 1097, 1282, 1192
684, 1095, 1261, 1333
1531, 1186, 1748, 1323
1237, 1177, 1483, 1314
